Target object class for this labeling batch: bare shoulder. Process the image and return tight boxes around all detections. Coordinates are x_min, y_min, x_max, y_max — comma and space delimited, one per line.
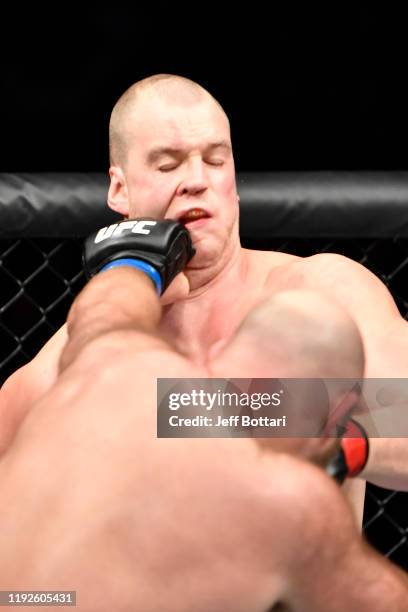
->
242, 248, 394, 311
260, 451, 353, 532
257, 452, 408, 610
265, 251, 400, 316
1, 324, 68, 400
245, 248, 376, 289
0, 325, 67, 454
242, 247, 299, 281
275, 251, 382, 284
302, 252, 381, 280
249, 452, 358, 598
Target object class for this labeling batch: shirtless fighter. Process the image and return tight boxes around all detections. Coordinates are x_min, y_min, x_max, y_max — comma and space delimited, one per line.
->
0, 221, 406, 611
1, 74, 408, 521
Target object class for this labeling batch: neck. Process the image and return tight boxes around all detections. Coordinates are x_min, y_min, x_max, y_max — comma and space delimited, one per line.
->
186, 236, 243, 298
160, 243, 256, 362
182, 228, 242, 296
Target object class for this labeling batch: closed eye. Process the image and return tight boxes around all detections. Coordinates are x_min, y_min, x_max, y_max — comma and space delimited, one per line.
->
205, 159, 225, 166
158, 164, 179, 172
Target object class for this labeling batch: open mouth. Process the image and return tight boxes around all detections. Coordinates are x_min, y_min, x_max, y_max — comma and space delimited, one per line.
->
178, 208, 210, 226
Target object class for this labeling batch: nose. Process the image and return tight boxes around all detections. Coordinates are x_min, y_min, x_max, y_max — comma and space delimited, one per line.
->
176, 156, 209, 197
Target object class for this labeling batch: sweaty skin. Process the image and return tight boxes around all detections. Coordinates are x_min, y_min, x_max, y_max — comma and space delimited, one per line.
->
2, 75, 408, 522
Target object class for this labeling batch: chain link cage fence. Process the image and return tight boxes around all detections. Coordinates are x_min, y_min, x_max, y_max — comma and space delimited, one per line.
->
1, 173, 408, 570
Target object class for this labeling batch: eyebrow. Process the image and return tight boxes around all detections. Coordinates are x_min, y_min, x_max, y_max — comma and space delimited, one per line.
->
147, 140, 231, 163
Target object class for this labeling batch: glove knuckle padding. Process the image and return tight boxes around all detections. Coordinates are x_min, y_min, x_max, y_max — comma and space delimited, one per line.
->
83, 219, 194, 294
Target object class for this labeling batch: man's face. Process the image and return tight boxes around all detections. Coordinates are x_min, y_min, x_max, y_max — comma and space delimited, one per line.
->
114, 94, 239, 268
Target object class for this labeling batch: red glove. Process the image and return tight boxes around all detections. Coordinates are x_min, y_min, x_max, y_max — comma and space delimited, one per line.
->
326, 419, 369, 484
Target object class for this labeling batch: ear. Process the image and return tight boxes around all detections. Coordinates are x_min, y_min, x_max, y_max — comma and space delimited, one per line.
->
107, 166, 130, 217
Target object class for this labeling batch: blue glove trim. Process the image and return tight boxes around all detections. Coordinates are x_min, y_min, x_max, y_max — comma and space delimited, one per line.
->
100, 258, 162, 295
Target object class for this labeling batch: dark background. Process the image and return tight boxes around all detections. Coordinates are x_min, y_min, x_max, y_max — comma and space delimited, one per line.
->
1, 4, 408, 570
1, 5, 407, 172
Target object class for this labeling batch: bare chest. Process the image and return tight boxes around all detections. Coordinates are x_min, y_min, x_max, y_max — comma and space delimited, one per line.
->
158, 251, 300, 365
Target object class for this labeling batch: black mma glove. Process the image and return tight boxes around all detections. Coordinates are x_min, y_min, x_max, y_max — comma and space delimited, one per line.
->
83, 219, 195, 296
326, 419, 369, 485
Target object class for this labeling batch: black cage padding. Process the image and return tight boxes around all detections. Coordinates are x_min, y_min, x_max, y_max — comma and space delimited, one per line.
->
0, 173, 114, 238
2, 172, 408, 238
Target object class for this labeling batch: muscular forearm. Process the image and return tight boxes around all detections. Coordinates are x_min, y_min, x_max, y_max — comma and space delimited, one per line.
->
353, 389, 408, 490
293, 538, 408, 611
60, 267, 161, 372
59, 216, 193, 375
360, 437, 408, 490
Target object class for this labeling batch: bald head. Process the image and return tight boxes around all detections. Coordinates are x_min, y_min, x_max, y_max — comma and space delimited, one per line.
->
109, 74, 228, 165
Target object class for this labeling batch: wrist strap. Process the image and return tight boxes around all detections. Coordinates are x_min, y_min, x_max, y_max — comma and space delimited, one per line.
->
101, 258, 162, 295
